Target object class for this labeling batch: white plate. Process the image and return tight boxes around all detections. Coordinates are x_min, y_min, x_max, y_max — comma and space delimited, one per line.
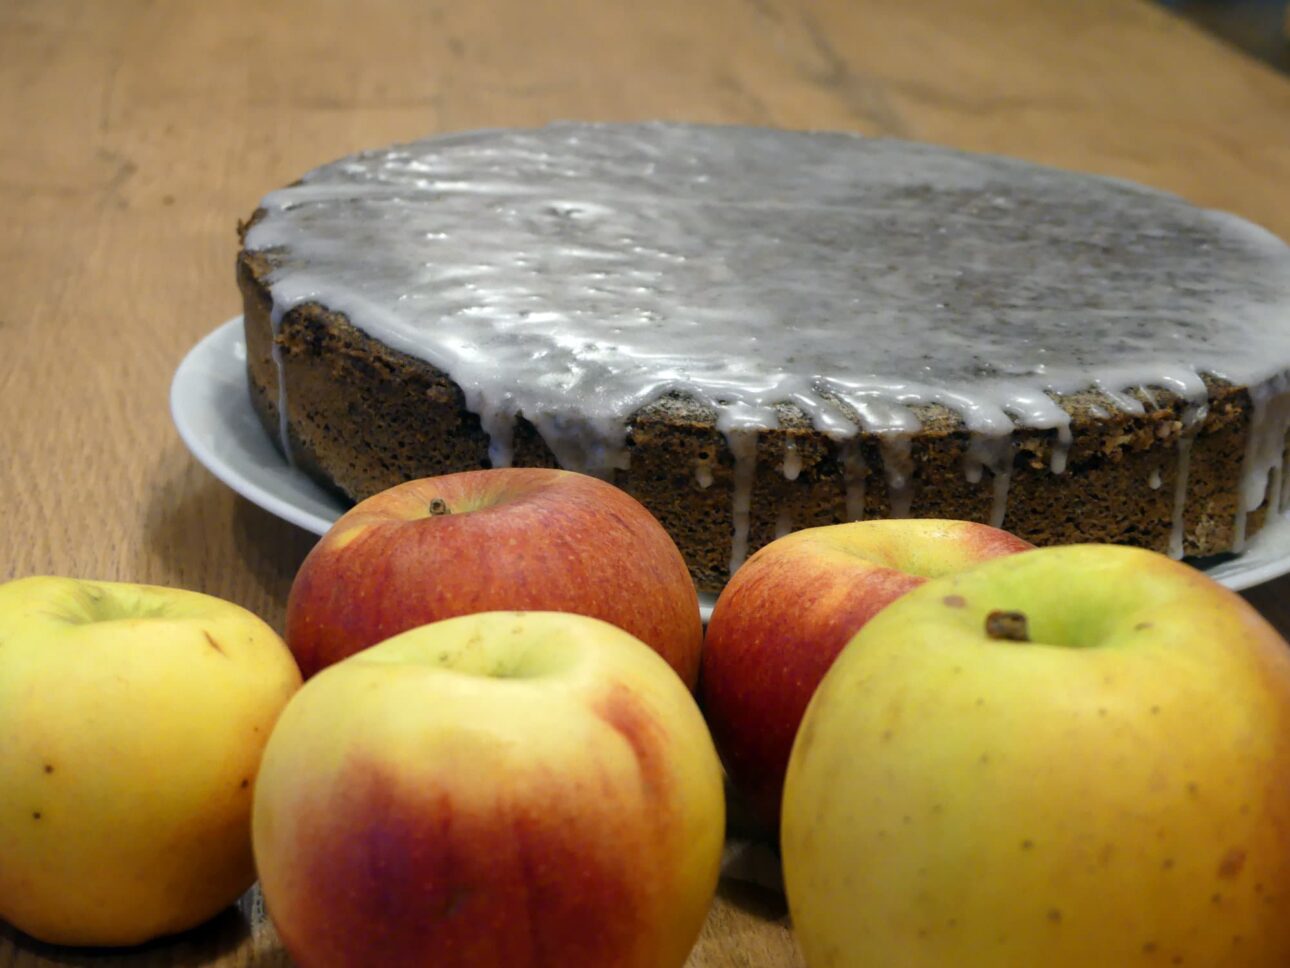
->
170, 318, 342, 536
172, 317, 1290, 596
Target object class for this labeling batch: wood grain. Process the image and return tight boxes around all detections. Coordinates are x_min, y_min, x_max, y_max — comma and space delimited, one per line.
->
3, 0, 1290, 964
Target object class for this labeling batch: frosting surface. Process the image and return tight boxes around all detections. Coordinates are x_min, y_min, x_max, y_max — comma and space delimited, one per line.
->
245, 122, 1290, 482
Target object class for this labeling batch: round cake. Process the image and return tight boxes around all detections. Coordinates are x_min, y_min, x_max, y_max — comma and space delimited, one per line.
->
236, 122, 1290, 592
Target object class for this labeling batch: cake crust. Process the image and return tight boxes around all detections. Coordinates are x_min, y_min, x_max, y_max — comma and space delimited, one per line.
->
238, 243, 1268, 593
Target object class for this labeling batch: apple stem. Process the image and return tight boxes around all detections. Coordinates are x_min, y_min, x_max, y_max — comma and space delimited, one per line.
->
985, 610, 1029, 642
428, 498, 451, 516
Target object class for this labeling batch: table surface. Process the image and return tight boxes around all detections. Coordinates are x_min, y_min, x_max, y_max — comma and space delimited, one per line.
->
5, 0, 1290, 964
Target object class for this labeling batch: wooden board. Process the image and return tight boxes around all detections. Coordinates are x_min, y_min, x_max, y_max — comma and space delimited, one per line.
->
3, 0, 1290, 963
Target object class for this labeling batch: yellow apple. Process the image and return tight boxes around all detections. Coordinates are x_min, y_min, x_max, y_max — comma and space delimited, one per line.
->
0, 576, 302, 946
783, 544, 1290, 967
253, 610, 725, 968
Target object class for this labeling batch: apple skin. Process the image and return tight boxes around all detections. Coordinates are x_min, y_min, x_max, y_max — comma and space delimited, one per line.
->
700, 519, 1032, 833
782, 544, 1290, 968
286, 468, 702, 686
0, 576, 302, 947
253, 610, 725, 968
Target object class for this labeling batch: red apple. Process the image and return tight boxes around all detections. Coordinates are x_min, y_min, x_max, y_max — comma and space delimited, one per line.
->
701, 518, 1033, 833
253, 611, 725, 968
286, 468, 702, 686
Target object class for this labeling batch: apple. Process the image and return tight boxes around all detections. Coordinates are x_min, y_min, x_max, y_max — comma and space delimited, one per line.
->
700, 518, 1032, 833
286, 468, 702, 686
0, 576, 301, 946
782, 544, 1290, 967
253, 610, 725, 968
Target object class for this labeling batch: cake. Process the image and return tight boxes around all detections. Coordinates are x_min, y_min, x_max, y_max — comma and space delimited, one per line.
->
236, 122, 1290, 593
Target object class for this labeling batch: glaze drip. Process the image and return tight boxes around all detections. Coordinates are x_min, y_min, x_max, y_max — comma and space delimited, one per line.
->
839, 441, 867, 522
775, 508, 795, 540
727, 430, 759, 574
1169, 440, 1193, 559
694, 461, 714, 489
268, 305, 293, 465
781, 440, 802, 481
1163, 404, 1212, 558
964, 434, 1015, 528
1234, 373, 1290, 550
879, 437, 915, 518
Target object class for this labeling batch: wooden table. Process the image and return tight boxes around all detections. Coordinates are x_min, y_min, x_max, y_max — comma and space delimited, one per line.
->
4, 0, 1290, 964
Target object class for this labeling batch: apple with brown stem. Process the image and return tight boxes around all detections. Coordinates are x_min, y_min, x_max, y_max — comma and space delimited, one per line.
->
254, 610, 725, 968
783, 544, 1290, 966
286, 468, 702, 686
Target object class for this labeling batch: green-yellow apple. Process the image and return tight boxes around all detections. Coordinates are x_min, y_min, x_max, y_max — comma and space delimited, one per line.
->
286, 468, 702, 685
0, 576, 301, 947
253, 610, 725, 968
782, 544, 1290, 967
701, 519, 1031, 833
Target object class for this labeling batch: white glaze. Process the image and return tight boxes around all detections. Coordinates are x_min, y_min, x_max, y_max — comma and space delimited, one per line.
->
781, 440, 802, 482
1170, 437, 1193, 560
268, 304, 293, 466
1050, 424, 1073, 475
963, 433, 1014, 527
839, 441, 867, 522
990, 467, 1012, 530
245, 123, 1290, 552
1234, 373, 1290, 550
878, 437, 915, 518
775, 508, 795, 540
1167, 404, 1208, 558
1282, 443, 1290, 511
727, 430, 759, 574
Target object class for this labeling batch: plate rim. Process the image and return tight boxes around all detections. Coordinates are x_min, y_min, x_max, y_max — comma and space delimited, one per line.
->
170, 318, 338, 536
